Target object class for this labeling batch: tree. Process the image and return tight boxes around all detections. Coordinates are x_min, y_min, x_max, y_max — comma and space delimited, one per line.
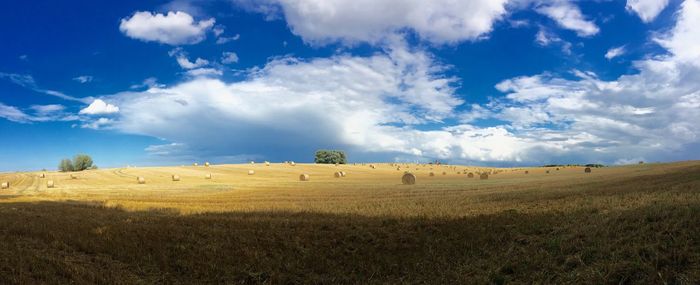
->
58, 159, 74, 172
314, 150, 347, 164
73, 154, 94, 171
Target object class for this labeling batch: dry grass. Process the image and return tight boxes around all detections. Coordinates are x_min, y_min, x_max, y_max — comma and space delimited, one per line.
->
0, 161, 698, 283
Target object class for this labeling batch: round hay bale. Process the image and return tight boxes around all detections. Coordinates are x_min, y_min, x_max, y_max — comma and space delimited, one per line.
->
248, 170, 255, 175
47, 180, 55, 188
442, 171, 447, 175
290, 161, 296, 166
265, 161, 270, 166
172, 175, 180, 181
546, 170, 550, 174
193, 163, 199, 166
429, 172, 435, 177
205, 173, 212, 179
250, 161, 255, 164
137, 177, 146, 184
1, 182, 9, 189
524, 171, 529, 174
370, 164, 376, 169
40, 173, 45, 178
584, 167, 592, 173
340, 171, 346, 177
70, 174, 77, 179
205, 162, 210, 167
457, 172, 461, 174
480, 173, 489, 180
299, 173, 310, 181
334, 172, 342, 178
402, 173, 416, 185
467, 172, 474, 178
556, 168, 560, 171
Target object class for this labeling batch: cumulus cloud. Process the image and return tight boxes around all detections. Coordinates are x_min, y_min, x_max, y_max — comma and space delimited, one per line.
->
234, 0, 510, 45
535, 1, 599, 36
221, 52, 239, 64
626, 0, 670, 22
79, 99, 120, 115
605, 46, 626, 60
119, 11, 215, 45
78, 0, 700, 165
176, 55, 209, 69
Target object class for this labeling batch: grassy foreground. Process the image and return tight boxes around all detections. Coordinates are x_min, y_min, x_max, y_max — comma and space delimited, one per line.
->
0, 161, 698, 283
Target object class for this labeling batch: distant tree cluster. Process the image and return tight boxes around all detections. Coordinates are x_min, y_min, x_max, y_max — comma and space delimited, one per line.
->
58, 154, 96, 172
314, 150, 347, 164
542, 164, 605, 168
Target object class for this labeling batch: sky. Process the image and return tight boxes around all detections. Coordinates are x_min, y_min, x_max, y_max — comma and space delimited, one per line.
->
1, 0, 699, 171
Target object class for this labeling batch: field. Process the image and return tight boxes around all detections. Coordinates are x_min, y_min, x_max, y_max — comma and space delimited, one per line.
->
0, 161, 699, 284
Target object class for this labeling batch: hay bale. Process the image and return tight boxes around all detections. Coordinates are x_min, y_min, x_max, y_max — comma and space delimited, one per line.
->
584, 167, 592, 173
340, 171, 346, 177
467, 172, 474, 178
546, 170, 550, 174
265, 161, 270, 166
205, 162, 210, 167
39, 173, 45, 178
250, 161, 255, 164
193, 163, 199, 166
248, 170, 255, 175
429, 172, 435, 177
442, 171, 447, 175
457, 172, 461, 174
172, 175, 180, 181
334, 172, 342, 178
299, 173, 310, 181
47, 180, 55, 188
1, 182, 8, 189
137, 177, 146, 184
480, 173, 489, 180
524, 171, 529, 174
205, 173, 212, 179
70, 174, 77, 179
556, 168, 560, 171
370, 164, 376, 169
402, 173, 416, 185
290, 161, 296, 166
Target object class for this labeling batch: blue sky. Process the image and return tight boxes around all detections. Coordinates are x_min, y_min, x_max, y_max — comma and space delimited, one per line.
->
1, 0, 699, 171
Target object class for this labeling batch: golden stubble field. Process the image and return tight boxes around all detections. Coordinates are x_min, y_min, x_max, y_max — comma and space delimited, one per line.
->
1, 161, 688, 216
0, 161, 698, 284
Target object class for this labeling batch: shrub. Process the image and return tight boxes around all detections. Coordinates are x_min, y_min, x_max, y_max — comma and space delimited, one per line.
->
58, 159, 74, 172
314, 150, 347, 164
58, 154, 94, 172
73, 154, 94, 171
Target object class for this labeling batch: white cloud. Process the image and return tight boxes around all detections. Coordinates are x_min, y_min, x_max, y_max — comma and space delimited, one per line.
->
605, 46, 626, 60
185, 68, 223, 77
30, 104, 65, 114
119, 11, 215, 45
626, 0, 669, 22
176, 56, 209, 69
0, 72, 91, 103
535, 1, 599, 36
535, 27, 572, 54
79, 99, 120, 115
78, 1, 700, 165
0, 103, 32, 123
221, 52, 239, 64
130, 77, 162, 89
81, 117, 114, 130
216, 34, 240, 44
235, 0, 510, 45
73, 75, 93, 83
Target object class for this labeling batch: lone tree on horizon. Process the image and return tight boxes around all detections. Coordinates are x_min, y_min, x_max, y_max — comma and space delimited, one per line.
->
315, 150, 347, 164
58, 154, 94, 172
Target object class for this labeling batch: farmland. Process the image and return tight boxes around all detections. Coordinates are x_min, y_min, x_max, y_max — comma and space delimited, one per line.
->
0, 161, 699, 283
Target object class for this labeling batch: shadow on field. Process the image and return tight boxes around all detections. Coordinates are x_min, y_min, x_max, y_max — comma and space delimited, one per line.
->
0, 200, 697, 284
